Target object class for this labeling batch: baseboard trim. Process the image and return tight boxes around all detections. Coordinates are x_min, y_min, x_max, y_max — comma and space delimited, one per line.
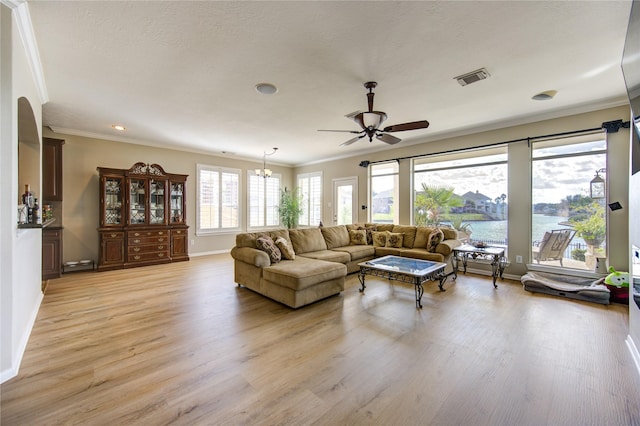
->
461, 266, 520, 282
0, 292, 44, 384
626, 335, 640, 379
190, 249, 230, 257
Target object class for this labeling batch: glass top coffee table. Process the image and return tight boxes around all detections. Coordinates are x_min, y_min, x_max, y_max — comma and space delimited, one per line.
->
358, 255, 447, 309
451, 244, 506, 288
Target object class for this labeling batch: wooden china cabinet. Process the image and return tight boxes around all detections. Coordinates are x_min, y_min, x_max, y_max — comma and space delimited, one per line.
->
97, 162, 189, 271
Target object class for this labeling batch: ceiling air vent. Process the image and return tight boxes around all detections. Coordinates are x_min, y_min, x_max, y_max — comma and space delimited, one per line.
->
454, 68, 490, 86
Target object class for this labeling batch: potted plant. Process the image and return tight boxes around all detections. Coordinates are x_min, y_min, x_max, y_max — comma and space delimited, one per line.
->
572, 207, 606, 247
278, 187, 303, 229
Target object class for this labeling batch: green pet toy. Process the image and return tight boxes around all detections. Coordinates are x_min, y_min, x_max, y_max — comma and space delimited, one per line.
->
605, 266, 630, 288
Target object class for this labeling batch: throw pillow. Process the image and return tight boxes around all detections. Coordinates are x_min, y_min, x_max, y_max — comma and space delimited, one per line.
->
386, 232, 404, 248
256, 236, 281, 263
363, 225, 377, 245
372, 231, 387, 247
275, 237, 295, 260
427, 228, 445, 253
349, 229, 367, 245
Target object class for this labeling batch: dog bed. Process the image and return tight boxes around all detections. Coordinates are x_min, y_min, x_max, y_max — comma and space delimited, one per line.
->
521, 271, 610, 305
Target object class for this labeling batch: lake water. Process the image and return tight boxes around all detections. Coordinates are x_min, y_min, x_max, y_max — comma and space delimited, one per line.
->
467, 214, 589, 247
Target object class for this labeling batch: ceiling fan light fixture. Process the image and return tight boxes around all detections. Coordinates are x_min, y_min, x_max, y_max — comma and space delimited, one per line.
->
532, 90, 558, 101
353, 111, 387, 129
255, 83, 278, 95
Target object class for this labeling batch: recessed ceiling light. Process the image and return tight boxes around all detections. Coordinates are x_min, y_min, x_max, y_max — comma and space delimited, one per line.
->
532, 90, 558, 101
255, 83, 278, 95
112, 124, 126, 131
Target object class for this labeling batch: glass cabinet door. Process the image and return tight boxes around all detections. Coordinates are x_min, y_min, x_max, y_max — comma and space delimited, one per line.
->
170, 182, 184, 223
104, 176, 123, 225
129, 178, 146, 224
149, 179, 166, 224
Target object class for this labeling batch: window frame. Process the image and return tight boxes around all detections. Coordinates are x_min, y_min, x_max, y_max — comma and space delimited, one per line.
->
297, 171, 323, 227
247, 171, 282, 230
411, 147, 508, 246
196, 164, 241, 236
530, 133, 607, 270
369, 161, 400, 224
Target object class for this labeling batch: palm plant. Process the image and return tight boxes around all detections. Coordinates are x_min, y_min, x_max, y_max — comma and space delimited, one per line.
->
414, 184, 463, 226
278, 187, 303, 229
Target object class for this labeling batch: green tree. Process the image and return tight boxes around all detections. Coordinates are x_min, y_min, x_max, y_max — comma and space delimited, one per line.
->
414, 184, 463, 226
563, 194, 594, 221
278, 187, 303, 229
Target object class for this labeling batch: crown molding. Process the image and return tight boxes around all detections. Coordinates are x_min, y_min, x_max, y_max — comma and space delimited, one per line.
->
2, 0, 48, 104
47, 126, 290, 167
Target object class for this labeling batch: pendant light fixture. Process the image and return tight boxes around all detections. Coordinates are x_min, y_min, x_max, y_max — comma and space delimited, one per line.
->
255, 148, 278, 178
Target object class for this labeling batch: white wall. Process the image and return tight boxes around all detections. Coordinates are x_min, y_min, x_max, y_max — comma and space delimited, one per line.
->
0, 3, 44, 383
628, 122, 640, 373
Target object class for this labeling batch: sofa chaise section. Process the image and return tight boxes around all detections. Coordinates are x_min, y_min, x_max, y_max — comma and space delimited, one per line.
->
231, 229, 347, 308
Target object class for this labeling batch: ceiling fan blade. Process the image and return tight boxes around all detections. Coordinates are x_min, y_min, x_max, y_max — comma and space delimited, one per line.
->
340, 135, 366, 146
318, 129, 362, 134
382, 120, 430, 132
376, 133, 402, 145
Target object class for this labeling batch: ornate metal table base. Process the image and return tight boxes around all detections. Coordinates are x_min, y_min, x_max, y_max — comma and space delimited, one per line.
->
358, 266, 447, 309
451, 245, 506, 288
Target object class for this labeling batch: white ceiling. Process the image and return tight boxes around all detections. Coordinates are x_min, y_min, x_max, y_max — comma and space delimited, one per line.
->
26, 1, 633, 167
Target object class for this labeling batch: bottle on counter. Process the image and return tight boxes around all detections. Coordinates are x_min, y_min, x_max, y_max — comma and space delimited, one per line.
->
22, 184, 33, 206
31, 198, 39, 224
22, 184, 34, 223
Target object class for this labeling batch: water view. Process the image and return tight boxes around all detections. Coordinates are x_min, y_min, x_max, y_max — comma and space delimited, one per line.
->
467, 214, 592, 249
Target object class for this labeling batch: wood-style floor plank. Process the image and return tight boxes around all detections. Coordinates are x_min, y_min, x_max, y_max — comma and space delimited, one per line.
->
2, 253, 639, 425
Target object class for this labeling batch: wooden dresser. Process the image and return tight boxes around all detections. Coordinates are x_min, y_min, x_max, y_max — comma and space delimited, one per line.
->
97, 162, 189, 271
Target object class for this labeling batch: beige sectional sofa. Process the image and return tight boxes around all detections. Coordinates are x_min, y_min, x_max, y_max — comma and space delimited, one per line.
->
230, 224, 461, 308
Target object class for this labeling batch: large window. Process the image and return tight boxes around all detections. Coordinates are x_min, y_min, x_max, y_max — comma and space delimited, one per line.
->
248, 172, 281, 229
413, 147, 508, 246
297, 171, 322, 227
531, 134, 606, 270
197, 165, 240, 235
370, 162, 399, 224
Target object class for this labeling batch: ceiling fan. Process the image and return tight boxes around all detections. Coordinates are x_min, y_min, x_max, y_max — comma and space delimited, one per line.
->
318, 81, 430, 146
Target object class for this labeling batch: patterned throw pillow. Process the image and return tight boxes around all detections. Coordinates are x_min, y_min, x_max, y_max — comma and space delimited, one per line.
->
372, 231, 387, 247
426, 228, 445, 253
349, 229, 367, 245
386, 232, 404, 248
256, 236, 281, 263
359, 225, 378, 245
275, 237, 295, 260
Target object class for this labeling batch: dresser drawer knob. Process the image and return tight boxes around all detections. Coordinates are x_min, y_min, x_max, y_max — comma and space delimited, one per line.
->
176, 230, 182, 234
134, 232, 140, 237
159, 231, 164, 235
134, 255, 141, 260
133, 239, 141, 244
158, 253, 164, 257
133, 247, 140, 252
110, 233, 117, 238
158, 245, 164, 249
158, 238, 164, 242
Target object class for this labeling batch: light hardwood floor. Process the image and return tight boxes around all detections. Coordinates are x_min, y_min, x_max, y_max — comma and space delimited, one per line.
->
2, 253, 639, 425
